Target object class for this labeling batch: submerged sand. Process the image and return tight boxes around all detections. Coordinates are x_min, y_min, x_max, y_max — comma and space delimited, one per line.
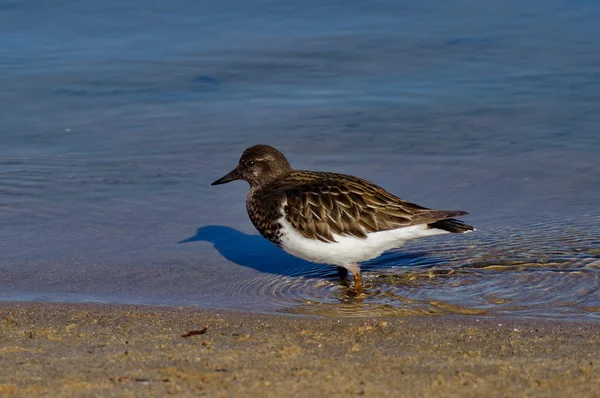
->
0, 301, 598, 397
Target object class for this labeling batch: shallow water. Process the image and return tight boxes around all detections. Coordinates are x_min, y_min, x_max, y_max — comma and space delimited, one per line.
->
1, 0, 599, 319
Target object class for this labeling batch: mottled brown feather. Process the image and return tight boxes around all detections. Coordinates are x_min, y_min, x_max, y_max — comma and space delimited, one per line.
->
249, 170, 470, 243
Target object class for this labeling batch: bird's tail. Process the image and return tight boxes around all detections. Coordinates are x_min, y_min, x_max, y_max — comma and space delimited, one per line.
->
427, 218, 475, 233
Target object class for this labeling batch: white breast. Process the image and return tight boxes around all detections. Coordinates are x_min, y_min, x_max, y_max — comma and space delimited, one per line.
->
276, 216, 448, 266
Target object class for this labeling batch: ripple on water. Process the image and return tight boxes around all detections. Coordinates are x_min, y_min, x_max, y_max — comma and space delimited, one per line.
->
227, 217, 600, 320
0, 152, 192, 226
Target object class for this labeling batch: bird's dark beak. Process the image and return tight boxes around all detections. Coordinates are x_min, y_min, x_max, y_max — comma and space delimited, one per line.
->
211, 167, 241, 185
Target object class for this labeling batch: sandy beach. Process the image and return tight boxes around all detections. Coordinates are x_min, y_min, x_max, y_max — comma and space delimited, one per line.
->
0, 302, 598, 397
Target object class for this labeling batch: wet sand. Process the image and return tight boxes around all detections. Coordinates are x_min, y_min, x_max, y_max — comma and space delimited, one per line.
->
0, 302, 598, 397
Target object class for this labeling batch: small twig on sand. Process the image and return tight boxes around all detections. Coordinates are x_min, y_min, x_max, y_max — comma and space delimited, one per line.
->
181, 325, 208, 338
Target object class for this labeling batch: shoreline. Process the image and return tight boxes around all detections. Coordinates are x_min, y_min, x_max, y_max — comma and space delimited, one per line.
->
0, 301, 598, 397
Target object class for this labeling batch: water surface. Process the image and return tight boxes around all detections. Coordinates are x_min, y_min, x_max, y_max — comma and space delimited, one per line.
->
1, 0, 599, 319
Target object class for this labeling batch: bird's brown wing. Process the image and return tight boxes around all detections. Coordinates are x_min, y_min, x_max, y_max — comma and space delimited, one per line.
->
279, 171, 469, 243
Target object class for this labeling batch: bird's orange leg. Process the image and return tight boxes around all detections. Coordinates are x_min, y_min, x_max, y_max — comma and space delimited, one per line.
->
345, 263, 363, 295
353, 272, 363, 295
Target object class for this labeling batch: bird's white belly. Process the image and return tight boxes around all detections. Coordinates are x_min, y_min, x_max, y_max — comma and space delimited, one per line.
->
276, 217, 448, 266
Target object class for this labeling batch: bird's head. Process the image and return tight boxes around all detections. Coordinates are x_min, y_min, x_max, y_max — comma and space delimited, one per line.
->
211, 144, 293, 188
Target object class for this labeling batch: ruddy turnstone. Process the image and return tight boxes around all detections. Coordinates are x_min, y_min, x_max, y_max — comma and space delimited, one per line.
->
212, 144, 474, 294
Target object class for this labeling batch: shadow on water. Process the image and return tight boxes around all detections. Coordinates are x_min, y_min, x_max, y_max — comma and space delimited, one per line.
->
178, 225, 316, 277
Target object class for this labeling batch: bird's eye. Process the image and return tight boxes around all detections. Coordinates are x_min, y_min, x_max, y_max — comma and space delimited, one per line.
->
245, 160, 255, 167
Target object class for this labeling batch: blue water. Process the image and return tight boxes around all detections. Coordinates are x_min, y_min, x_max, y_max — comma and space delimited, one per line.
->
1, 0, 599, 319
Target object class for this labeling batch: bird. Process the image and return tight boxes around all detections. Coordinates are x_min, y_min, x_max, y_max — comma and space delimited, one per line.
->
211, 144, 474, 295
